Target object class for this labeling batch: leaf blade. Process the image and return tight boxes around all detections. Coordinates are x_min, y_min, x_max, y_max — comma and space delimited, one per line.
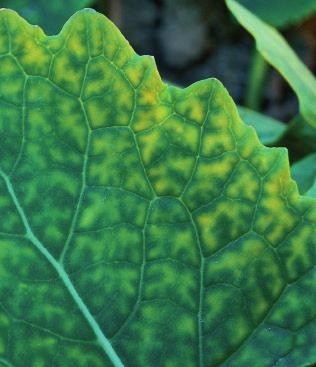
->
0, 8, 316, 367
306, 180, 316, 198
227, 0, 316, 128
238, 105, 286, 145
237, 0, 316, 28
291, 153, 316, 194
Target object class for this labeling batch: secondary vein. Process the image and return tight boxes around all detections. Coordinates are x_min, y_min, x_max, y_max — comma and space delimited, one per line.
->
0, 169, 124, 367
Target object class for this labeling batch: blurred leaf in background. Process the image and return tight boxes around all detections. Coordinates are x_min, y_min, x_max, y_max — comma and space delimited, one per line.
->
238, 106, 286, 146
227, 0, 316, 161
234, 0, 316, 134
237, 0, 316, 28
291, 153, 316, 194
0, 0, 95, 34
277, 116, 316, 161
306, 180, 316, 197
227, 0, 316, 128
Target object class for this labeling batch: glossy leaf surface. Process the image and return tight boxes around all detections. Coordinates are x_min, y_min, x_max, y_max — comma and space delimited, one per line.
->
1, 8, 316, 367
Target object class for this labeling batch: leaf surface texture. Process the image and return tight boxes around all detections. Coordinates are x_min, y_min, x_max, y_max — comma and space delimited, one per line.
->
0, 9, 316, 367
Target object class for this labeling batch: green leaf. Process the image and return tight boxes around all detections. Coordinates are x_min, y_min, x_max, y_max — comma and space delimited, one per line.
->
1, 8, 316, 367
291, 153, 316, 194
306, 180, 316, 198
0, 0, 94, 34
277, 115, 316, 161
237, 0, 316, 28
238, 106, 286, 145
227, 0, 316, 129
306, 180, 316, 199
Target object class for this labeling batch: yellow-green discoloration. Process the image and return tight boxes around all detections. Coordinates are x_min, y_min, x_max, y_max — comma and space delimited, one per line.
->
0, 7, 316, 367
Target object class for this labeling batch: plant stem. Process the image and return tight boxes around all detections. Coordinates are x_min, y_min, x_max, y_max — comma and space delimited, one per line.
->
245, 48, 269, 110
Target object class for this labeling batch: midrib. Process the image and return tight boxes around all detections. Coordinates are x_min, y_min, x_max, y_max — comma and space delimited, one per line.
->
0, 356, 14, 367
0, 169, 124, 367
